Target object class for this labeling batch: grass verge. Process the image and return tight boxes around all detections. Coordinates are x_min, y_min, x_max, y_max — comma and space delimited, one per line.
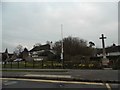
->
2, 69, 68, 72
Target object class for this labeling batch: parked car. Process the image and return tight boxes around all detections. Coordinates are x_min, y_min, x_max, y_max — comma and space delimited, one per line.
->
14, 58, 23, 62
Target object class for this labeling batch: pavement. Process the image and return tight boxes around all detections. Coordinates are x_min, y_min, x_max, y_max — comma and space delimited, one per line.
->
1, 69, 120, 82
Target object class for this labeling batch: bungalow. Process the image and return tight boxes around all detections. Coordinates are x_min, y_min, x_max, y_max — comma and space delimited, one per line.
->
96, 44, 120, 58
89, 44, 120, 68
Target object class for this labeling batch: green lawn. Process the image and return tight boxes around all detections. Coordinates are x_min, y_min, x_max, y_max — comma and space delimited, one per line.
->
2, 69, 68, 72
2, 60, 102, 69
2, 61, 63, 69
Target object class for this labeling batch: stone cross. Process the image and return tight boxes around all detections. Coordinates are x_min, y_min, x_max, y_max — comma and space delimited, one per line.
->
99, 34, 107, 59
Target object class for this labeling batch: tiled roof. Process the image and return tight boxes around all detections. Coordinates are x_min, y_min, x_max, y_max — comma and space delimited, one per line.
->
8, 53, 14, 58
97, 45, 120, 54
30, 44, 50, 52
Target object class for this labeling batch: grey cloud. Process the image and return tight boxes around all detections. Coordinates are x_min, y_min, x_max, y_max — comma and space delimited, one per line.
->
2, 2, 118, 52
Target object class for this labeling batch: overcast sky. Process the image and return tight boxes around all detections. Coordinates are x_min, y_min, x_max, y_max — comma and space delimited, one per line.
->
1, 1, 118, 53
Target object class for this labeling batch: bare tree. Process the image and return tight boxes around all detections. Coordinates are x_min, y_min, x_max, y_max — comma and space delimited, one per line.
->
14, 45, 23, 57
53, 36, 93, 62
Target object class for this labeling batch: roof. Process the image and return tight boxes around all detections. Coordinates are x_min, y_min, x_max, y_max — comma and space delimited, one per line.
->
8, 53, 14, 58
2, 53, 14, 58
97, 45, 120, 54
30, 44, 50, 52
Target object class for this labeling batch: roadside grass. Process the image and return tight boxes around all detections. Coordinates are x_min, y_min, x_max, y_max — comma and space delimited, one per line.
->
2, 61, 63, 69
2, 60, 102, 69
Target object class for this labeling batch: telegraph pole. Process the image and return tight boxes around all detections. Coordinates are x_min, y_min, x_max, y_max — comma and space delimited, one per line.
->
61, 24, 64, 69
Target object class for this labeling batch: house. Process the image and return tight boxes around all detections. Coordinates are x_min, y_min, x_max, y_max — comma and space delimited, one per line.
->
96, 44, 120, 57
91, 44, 120, 62
2, 48, 9, 62
29, 44, 56, 61
0, 52, 2, 64
22, 48, 29, 60
1, 49, 15, 62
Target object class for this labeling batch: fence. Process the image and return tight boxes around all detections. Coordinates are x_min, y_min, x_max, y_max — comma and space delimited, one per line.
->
2, 60, 102, 69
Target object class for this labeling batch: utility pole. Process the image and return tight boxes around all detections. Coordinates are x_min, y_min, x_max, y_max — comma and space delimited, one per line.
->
61, 24, 64, 69
99, 34, 109, 67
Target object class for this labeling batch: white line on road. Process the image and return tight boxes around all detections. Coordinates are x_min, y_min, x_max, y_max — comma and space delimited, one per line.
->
1, 78, 104, 86
24, 74, 71, 78
3, 81, 18, 86
105, 83, 111, 90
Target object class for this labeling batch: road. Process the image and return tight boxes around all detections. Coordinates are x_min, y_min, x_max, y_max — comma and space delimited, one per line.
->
2, 69, 119, 81
1, 78, 119, 89
1, 69, 119, 89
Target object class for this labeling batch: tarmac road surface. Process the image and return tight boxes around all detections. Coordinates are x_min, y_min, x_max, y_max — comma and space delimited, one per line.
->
2, 78, 119, 89
2, 69, 119, 89
2, 69, 119, 81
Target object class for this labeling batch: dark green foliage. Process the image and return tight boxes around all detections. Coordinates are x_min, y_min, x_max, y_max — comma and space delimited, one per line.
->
2, 53, 8, 62
112, 57, 120, 69
53, 36, 94, 61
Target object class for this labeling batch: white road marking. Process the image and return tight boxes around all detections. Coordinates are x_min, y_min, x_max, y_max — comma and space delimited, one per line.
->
3, 81, 17, 86
24, 74, 71, 78
105, 83, 111, 90
3, 80, 8, 83
1, 78, 104, 86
